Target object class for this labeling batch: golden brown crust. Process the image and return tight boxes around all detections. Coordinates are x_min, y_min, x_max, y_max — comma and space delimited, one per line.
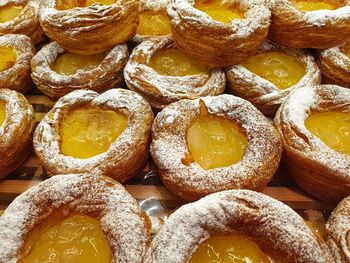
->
268, 0, 350, 49
0, 89, 35, 179
150, 95, 282, 201
225, 41, 321, 116
167, 0, 271, 67
38, 0, 140, 54
0, 34, 35, 93
124, 37, 226, 109
274, 85, 350, 201
31, 41, 129, 100
33, 89, 154, 182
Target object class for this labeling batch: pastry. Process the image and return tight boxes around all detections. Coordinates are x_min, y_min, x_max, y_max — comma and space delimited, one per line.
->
317, 43, 350, 87
31, 41, 129, 100
268, 0, 350, 49
151, 95, 282, 200
0, 34, 35, 93
167, 0, 271, 67
0, 0, 44, 45
274, 84, 350, 201
0, 173, 151, 263
39, 0, 140, 54
145, 189, 332, 263
124, 37, 225, 109
0, 89, 35, 179
33, 88, 154, 182
226, 41, 321, 116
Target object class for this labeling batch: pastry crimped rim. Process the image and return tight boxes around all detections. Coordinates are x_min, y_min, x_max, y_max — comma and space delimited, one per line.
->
167, 0, 271, 67
39, 0, 140, 54
225, 40, 321, 116
31, 41, 129, 100
0, 89, 35, 179
150, 94, 282, 201
124, 37, 226, 109
33, 88, 154, 182
144, 189, 332, 263
0, 173, 151, 263
0, 34, 35, 93
268, 0, 350, 49
274, 85, 350, 201
0, 0, 44, 45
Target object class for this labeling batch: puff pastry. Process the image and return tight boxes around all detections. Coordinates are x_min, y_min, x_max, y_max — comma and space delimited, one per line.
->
268, 0, 350, 49
274, 85, 350, 201
39, 0, 140, 54
124, 37, 225, 109
0, 34, 35, 93
151, 95, 282, 201
167, 0, 271, 67
31, 41, 129, 100
226, 41, 321, 116
0, 173, 151, 263
33, 89, 154, 182
145, 190, 332, 263
0, 89, 35, 179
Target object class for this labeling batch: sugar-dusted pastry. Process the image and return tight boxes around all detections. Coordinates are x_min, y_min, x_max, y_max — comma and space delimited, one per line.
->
268, 0, 350, 49
0, 0, 43, 44
124, 37, 225, 109
0, 34, 35, 93
33, 89, 154, 182
226, 41, 321, 116
274, 85, 350, 201
151, 95, 282, 200
167, 0, 271, 67
39, 0, 140, 54
0, 89, 35, 179
145, 190, 332, 263
31, 41, 129, 100
0, 173, 151, 263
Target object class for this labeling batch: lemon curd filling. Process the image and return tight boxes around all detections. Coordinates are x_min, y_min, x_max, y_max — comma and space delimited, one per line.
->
0, 101, 6, 127
305, 111, 350, 155
137, 11, 171, 36
19, 212, 112, 263
0, 4, 23, 23
0, 46, 17, 72
241, 51, 306, 90
56, 0, 115, 10
290, 0, 338, 11
195, 0, 244, 23
52, 53, 105, 76
150, 49, 211, 76
60, 105, 128, 159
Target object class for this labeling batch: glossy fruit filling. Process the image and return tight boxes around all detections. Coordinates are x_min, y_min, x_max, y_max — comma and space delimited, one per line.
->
0, 4, 23, 23
0, 46, 16, 72
290, 0, 338, 11
195, 0, 244, 23
56, 0, 115, 10
137, 11, 171, 36
0, 101, 6, 127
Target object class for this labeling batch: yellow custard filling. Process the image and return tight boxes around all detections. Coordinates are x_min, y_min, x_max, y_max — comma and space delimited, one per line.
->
52, 53, 105, 76
150, 48, 211, 76
189, 235, 274, 263
242, 51, 306, 90
340, 46, 350, 58
60, 105, 128, 159
0, 101, 6, 127
19, 212, 112, 263
137, 11, 171, 36
305, 111, 350, 155
290, 0, 337, 11
0, 4, 23, 23
56, 0, 115, 10
0, 46, 16, 72
195, 0, 244, 23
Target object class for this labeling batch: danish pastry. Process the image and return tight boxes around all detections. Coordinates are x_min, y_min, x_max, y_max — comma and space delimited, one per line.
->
33, 89, 154, 182
0, 89, 35, 179
31, 41, 129, 100
39, 0, 140, 54
0, 173, 151, 263
151, 95, 282, 200
274, 85, 350, 201
0, 34, 35, 93
268, 0, 350, 49
167, 0, 271, 67
124, 37, 225, 109
145, 190, 332, 263
226, 41, 321, 116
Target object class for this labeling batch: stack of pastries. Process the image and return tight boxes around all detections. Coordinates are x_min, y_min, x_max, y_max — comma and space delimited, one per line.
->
1, 0, 350, 261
